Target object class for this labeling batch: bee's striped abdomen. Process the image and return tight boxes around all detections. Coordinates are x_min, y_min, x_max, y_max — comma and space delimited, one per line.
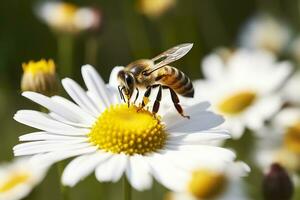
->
157, 66, 194, 97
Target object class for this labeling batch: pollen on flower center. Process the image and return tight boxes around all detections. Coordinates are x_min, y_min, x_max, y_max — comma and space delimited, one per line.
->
88, 104, 167, 155
55, 3, 77, 25
188, 169, 227, 199
284, 122, 300, 154
218, 91, 256, 115
0, 172, 30, 193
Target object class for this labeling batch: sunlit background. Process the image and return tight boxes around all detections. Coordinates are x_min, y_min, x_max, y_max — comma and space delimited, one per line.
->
1, 0, 300, 199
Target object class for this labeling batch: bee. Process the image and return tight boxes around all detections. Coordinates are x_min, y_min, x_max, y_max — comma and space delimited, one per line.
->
117, 43, 194, 118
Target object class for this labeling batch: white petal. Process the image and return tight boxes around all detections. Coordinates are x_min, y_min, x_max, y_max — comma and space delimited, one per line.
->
81, 65, 111, 108
147, 153, 189, 192
62, 151, 111, 187
62, 78, 100, 117
202, 54, 225, 80
14, 110, 89, 135
163, 102, 212, 128
166, 110, 224, 133
283, 72, 300, 104
13, 140, 86, 151
273, 108, 300, 128
14, 142, 91, 156
227, 161, 251, 178
107, 66, 125, 104
49, 112, 91, 128
245, 95, 282, 131
167, 131, 230, 145
22, 92, 91, 126
168, 193, 196, 200
51, 95, 95, 124
95, 154, 128, 182
269, 61, 293, 91
160, 147, 235, 171
223, 119, 245, 139
109, 66, 124, 88
29, 146, 97, 167
126, 155, 152, 191
19, 132, 87, 141
86, 91, 106, 113
106, 85, 123, 104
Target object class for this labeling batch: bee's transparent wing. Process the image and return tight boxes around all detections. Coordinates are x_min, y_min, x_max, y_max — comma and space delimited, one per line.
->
151, 43, 193, 69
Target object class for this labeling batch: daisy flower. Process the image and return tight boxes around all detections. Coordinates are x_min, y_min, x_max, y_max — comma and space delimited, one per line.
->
0, 158, 47, 200
165, 161, 250, 200
36, 1, 101, 34
13, 65, 235, 192
238, 14, 291, 54
193, 49, 292, 138
137, 0, 176, 18
255, 108, 300, 173
282, 72, 300, 106
289, 37, 300, 64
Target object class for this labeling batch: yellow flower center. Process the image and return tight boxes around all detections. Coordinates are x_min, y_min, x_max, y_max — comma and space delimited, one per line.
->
88, 104, 167, 155
0, 172, 30, 193
138, 0, 175, 18
218, 91, 256, 115
188, 169, 227, 199
22, 59, 55, 75
274, 148, 300, 172
284, 122, 300, 154
56, 3, 77, 26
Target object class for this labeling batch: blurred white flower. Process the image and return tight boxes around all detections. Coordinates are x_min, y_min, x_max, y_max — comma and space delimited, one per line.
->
238, 14, 291, 54
0, 158, 47, 200
74, 7, 101, 32
255, 108, 300, 173
137, 0, 176, 18
282, 72, 300, 106
165, 161, 250, 200
36, 1, 101, 34
13, 65, 235, 192
290, 36, 300, 64
193, 49, 292, 138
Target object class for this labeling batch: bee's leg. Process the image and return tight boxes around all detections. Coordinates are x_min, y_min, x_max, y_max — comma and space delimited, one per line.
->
134, 88, 139, 104
140, 87, 151, 110
118, 86, 126, 103
138, 84, 160, 111
152, 85, 162, 115
163, 86, 190, 119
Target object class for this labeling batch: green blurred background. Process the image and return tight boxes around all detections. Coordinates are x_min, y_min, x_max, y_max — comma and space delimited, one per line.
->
0, 0, 299, 199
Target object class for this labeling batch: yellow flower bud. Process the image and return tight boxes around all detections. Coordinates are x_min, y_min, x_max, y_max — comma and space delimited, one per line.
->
21, 59, 58, 96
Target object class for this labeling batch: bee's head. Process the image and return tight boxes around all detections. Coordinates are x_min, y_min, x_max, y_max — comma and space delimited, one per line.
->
117, 70, 136, 101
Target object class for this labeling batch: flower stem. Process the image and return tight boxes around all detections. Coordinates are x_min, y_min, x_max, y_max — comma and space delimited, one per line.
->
57, 34, 74, 77
121, 0, 151, 59
57, 162, 70, 200
85, 36, 99, 66
123, 176, 132, 200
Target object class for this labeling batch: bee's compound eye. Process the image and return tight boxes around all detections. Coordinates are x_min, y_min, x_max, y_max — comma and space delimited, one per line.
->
126, 77, 132, 84
125, 74, 134, 85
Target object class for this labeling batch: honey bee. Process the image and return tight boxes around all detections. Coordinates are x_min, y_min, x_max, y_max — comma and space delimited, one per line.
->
117, 43, 194, 118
